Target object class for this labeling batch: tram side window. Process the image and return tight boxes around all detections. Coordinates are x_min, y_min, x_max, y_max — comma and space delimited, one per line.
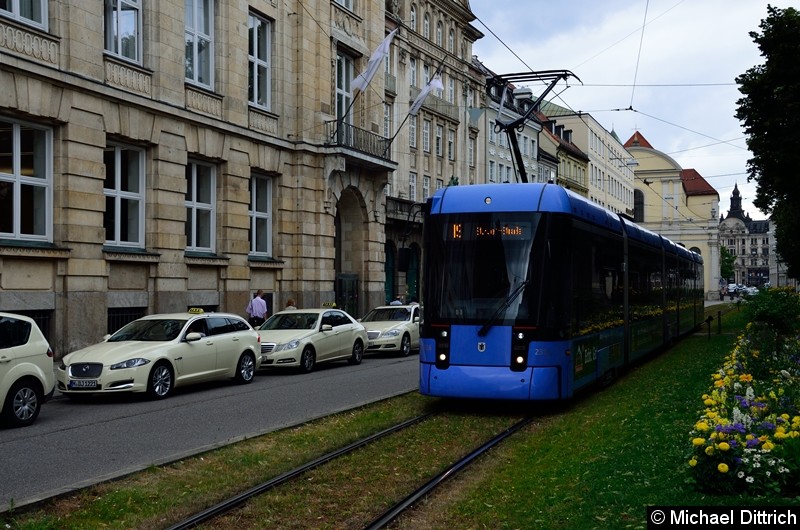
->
628, 243, 663, 321
570, 223, 624, 335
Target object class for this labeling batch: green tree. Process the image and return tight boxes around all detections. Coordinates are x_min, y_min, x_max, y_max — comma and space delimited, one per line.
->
720, 245, 735, 282
735, 5, 800, 277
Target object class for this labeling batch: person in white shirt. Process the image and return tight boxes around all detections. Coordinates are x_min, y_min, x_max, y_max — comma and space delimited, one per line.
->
246, 289, 268, 326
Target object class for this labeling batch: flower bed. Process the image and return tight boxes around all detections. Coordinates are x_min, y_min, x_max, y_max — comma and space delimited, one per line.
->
687, 313, 800, 496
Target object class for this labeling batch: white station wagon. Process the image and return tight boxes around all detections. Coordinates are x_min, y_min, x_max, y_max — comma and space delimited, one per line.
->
360, 304, 421, 357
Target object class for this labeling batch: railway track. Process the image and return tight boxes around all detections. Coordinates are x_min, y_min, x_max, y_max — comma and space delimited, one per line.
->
167, 412, 534, 529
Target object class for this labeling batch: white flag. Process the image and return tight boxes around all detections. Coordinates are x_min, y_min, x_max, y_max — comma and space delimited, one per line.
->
352, 29, 397, 93
409, 73, 443, 116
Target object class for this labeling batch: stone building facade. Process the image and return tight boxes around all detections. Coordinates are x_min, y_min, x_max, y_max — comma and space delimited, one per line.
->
719, 184, 770, 287
1, 0, 445, 354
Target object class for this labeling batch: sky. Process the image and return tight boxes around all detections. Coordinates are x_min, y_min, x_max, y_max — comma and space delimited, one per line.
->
467, 0, 796, 221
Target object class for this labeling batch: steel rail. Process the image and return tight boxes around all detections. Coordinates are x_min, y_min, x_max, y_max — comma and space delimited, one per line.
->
362, 416, 535, 530
166, 413, 432, 530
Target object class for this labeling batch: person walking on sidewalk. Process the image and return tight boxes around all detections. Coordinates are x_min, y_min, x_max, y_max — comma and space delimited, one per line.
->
246, 289, 268, 327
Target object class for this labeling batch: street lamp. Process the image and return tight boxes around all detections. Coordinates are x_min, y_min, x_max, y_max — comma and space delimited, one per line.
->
609, 156, 639, 167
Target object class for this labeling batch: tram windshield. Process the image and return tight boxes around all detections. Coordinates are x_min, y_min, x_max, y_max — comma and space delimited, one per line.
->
424, 212, 545, 327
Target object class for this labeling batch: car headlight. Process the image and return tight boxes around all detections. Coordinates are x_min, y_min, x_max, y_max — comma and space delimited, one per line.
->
381, 329, 401, 338
275, 339, 301, 352
110, 358, 152, 370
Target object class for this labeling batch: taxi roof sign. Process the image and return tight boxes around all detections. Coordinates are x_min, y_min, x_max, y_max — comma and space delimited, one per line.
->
188, 307, 205, 314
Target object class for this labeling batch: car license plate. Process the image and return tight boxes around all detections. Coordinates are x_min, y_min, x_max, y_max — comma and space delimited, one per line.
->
69, 379, 98, 389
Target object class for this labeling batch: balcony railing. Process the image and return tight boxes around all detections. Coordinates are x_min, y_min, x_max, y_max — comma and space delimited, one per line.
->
325, 120, 391, 160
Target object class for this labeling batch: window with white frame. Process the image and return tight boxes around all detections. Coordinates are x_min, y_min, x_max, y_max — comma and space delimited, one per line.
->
423, 14, 430, 39
467, 87, 474, 108
249, 174, 272, 256
409, 172, 417, 201
423, 64, 430, 86
448, 77, 454, 102
489, 122, 496, 143
409, 57, 417, 87
336, 51, 354, 124
522, 135, 529, 157
422, 176, 430, 199
248, 12, 272, 110
489, 161, 496, 182
436, 22, 442, 46
499, 133, 507, 148
447, 129, 454, 160
468, 137, 475, 167
384, 102, 392, 138
435, 125, 442, 156
185, 0, 214, 88
423, 120, 431, 152
0, 118, 51, 241
448, 29, 454, 52
104, 144, 144, 247
105, 0, 142, 63
409, 116, 417, 148
410, 6, 416, 32
0, 0, 47, 29
531, 138, 537, 156
333, 0, 352, 10
185, 161, 216, 252
436, 178, 443, 190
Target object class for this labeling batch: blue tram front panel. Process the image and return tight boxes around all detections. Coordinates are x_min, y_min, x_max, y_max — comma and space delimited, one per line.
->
419, 325, 570, 400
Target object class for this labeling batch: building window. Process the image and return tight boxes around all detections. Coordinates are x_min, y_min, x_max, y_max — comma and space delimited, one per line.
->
409, 172, 417, 201
489, 160, 496, 183
410, 6, 416, 32
185, 161, 216, 252
248, 12, 272, 110
104, 144, 144, 247
0, 118, 52, 241
333, 0, 352, 10
436, 178, 444, 190
409, 57, 417, 87
448, 77, 455, 102
423, 14, 430, 39
436, 22, 442, 46
448, 29, 454, 52
468, 137, 475, 167
1, 0, 46, 29
423, 64, 430, 86
249, 174, 272, 256
384, 102, 392, 138
104, 0, 142, 63
435, 125, 443, 157
423, 176, 430, 200
423, 120, 431, 152
336, 51, 354, 124
447, 129, 455, 161
409, 116, 417, 148
489, 122, 496, 144
185, 0, 214, 88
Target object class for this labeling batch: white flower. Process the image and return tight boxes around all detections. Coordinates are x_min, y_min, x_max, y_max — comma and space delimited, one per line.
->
746, 476, 755, 483
766, 471, 771, 477
738, 471, 745, 478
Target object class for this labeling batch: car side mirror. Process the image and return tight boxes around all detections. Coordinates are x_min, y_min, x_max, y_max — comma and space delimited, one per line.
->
185, 332, 203, 342
321, 324, 333, 332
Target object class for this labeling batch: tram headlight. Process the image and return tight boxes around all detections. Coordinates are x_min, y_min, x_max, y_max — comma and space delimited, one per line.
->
510, 327, 529, 372
435, 326, 451, 369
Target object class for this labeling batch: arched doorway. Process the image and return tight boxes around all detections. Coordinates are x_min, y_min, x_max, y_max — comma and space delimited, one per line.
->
406, 243, 421, 302
334, 187, 368, 316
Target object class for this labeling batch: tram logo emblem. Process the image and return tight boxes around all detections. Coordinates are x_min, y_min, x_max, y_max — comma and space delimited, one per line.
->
477, 342, 486, 352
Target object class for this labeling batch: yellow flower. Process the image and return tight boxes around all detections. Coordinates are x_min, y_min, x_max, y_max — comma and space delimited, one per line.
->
763, 441, 775, 451
714, 380, 725, 388
706, 411, 718, 419
705, 446, 715, 456
713, 373, 722, 380
704, 399, 715, 406
692, 437, 706, 446
738, 374, 753, 383
718, 463, 729, 473
689, 458, 698, 467
718, 442, 730, 451
695, 421, 710, 432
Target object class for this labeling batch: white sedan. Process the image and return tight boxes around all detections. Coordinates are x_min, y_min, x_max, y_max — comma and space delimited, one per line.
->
360, 304, 421, 356
257, 308, 367, 373
57, 309, 261, 399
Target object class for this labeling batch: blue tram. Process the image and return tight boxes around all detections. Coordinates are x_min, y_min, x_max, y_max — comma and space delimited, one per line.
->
418, 183, 704, 400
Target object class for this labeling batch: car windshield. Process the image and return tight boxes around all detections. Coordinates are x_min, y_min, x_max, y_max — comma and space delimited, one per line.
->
260, 313, 319, 330
108, 319, 187, 342
362, 308, 410, 322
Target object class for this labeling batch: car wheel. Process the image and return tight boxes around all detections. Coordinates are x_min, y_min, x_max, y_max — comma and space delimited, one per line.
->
235, 352, 256, 384
300, 347, 316, 373
2, 379, 42, 428
146, 362, 173, 399
349, 340, 364, 365
400, 334, 411, 357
